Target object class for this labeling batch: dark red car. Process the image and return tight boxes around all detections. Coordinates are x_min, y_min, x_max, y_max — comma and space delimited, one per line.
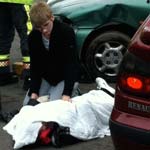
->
109, 14, 150, 150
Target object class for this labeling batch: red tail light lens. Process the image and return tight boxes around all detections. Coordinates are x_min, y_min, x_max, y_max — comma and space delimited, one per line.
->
127, 77, 143, 90
118, 73, 150, 96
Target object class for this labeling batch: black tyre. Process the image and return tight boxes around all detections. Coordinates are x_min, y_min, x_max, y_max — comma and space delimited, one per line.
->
85, 31, 130, 82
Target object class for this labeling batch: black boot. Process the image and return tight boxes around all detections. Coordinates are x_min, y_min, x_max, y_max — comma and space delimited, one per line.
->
0, 109, 19, 123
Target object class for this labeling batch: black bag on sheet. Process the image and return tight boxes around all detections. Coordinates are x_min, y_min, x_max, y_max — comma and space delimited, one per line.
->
37, 122, 82, 148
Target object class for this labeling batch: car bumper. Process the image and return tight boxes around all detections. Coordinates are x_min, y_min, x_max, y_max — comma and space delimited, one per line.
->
110, 109, 150, 150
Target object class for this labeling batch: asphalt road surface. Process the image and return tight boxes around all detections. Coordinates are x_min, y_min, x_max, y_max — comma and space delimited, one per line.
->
0, 33, 115, 150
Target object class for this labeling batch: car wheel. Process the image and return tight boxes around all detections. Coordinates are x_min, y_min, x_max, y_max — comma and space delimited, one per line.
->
85, 31, 130, 82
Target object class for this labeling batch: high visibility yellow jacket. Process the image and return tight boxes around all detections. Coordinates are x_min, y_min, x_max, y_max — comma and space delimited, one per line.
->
0, 0, 33, 33
24, 4, 32, 34
0, 0, 33, 5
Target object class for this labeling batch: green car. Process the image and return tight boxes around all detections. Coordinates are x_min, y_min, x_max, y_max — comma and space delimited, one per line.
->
49, 0, 150, 82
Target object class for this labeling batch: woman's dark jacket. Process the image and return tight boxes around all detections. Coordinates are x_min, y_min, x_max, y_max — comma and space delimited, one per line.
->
28, 19, 80, 96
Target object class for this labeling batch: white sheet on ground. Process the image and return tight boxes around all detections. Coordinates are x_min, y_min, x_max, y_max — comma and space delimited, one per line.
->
3, 79, 114, 149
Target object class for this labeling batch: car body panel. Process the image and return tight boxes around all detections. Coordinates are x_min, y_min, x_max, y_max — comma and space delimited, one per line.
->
51, 0, 149, 28
110, 119, 150, 150
48, 0, 150, 82
128, 15, 150, 61
111, 108, 150, 130
74, 28, 93, 56
50, 0, 150, 53
115, 88, 150, 118
110, 14, 150, 149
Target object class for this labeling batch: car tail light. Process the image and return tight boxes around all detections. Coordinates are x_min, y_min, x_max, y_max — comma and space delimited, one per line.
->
115, 73, 150, 118
118, 73, 150, 97
127, 77, 142, 90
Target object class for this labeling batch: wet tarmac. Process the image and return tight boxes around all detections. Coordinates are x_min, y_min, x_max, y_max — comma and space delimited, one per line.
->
0, 33, 115, 150
0, 80, 115, 150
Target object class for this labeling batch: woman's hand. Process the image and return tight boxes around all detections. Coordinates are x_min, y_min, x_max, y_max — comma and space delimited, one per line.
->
62, 95, 71, 102
27, 93, 39, 106
31, 93, 38, 99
